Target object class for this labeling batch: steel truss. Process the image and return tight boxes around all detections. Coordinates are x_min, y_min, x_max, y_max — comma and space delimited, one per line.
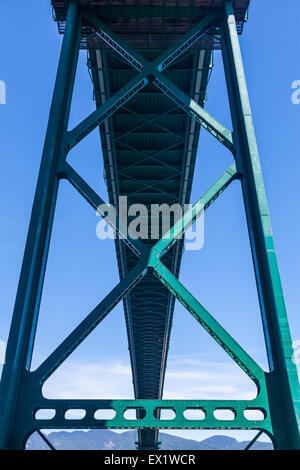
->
0, 0, 299, 450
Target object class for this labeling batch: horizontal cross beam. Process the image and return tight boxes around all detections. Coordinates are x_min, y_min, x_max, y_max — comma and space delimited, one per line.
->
82, 6, 210, 19
27, 398, 271, 432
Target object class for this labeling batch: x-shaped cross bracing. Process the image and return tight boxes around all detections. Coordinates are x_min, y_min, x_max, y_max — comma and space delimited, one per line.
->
65, 10, 234, 152
34, 8, 267, 403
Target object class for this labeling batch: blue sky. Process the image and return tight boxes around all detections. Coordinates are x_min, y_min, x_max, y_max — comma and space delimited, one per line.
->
0, 0, 299, 445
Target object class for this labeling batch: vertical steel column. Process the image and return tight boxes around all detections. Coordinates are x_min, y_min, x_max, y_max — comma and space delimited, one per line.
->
221, 0, 300, 449
0, 1, 81, 449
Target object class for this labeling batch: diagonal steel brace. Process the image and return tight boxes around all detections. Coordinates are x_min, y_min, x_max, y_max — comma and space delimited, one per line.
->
66, 10, 233, 153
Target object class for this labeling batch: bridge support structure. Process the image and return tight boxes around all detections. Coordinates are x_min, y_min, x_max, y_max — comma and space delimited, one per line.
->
0, 0, 299, 450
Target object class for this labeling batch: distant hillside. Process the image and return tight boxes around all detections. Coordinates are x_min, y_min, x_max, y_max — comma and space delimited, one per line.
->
26, 430, 272, 450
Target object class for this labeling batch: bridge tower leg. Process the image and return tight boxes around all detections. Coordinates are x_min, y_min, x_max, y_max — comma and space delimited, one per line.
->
220, 0, 300, 449
0, 1, 81, 449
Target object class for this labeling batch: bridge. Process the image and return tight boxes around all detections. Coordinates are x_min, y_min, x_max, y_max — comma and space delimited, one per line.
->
0, 0, 299, 450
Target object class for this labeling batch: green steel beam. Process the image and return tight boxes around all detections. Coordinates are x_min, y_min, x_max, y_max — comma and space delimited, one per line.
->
73, 10, 233, 153
22, 397, 272, 433
82, 6, 209, 19
152, 12, 217, 72
33, 256, 148, 385
114, 118, 185, 145
0, 1, 81, 449
66, 74, 148, 151
152, 163, 237, 258
220, 0, 300, 450
115, 140, 185, 178
100, 49, 123, 206
60, 162, 148, 258
83, 12, 145, 71
120, 105, 183, 146
118, 172, 182, 201
84, 10, 217, 73
152, 75, 233, 151
150, 260, 265, 388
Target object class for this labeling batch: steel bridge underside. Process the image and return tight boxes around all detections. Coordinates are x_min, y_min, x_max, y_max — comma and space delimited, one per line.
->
2, 0, 300, 451
52, 0, 250, 450
51, 0, 250, 450
89, 46, 211, 448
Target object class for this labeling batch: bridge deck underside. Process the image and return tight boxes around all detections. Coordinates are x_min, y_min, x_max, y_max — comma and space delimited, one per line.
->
51, 0, 249, 450
52, 0, 249, 49
89, 46, 212, 448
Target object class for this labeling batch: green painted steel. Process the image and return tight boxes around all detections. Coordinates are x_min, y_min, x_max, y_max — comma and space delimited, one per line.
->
0, 0, 299, 451
0, 1, 82, 450
220, 0, 300, 449
86, 10, 215, 449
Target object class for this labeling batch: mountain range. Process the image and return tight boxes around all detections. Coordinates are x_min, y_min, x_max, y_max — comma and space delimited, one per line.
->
26, 429, 272, 450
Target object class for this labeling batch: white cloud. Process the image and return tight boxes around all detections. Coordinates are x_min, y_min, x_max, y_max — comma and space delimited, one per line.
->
163, 354, 257, 400
42, 353, 257, 401
42, 359, 134, 399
